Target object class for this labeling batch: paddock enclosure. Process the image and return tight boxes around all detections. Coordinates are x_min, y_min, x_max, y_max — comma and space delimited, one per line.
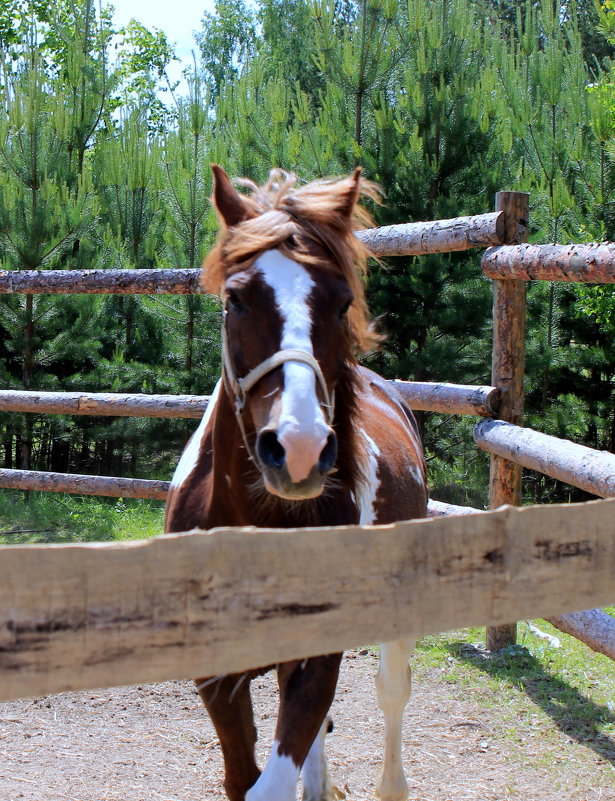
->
0, 191, 614, 705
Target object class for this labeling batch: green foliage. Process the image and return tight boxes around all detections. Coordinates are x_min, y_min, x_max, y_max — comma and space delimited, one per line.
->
115, 20, 178, 130
0, 490, 164, 542
195, 0, 257, 98
0, 0, 613, 508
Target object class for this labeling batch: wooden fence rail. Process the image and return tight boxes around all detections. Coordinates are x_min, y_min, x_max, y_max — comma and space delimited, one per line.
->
0, 382, 499, 419
427, 498, 615, 660
474, 419, 615, 499
0, 268, 205, 295
1, 498, 613, 702
482, 242, 615, 283
0, 468, 169, 499
0, 211, 507, 297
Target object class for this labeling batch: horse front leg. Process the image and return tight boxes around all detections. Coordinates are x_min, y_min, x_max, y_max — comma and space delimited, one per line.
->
246, 654, 342, 801
195, 673, 261, 801
375, 638, 415, 801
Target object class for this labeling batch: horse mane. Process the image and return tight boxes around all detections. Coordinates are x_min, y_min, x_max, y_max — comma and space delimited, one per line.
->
202, 169, 382, 354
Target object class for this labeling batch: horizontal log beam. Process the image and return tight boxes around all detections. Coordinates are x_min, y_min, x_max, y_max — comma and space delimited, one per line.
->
473, 419, 615, 498
0, 268, 204, 295
546, 610, 615, 661
0, 382, 499, 419
392, 381, 499, 417
0, 468, 169, 500
482, 243, 615, 283
0, 389, 210, 418
356, 212, 504, 256
427, 499, 485, 516
0, 497, 613, 701
0, 215, 507, 298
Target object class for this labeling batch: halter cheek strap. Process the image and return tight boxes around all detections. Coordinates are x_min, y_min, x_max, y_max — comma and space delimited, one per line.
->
221, 325, 335, 462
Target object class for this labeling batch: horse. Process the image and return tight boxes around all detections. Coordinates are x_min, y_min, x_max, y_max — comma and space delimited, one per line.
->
165, 165, 427, 801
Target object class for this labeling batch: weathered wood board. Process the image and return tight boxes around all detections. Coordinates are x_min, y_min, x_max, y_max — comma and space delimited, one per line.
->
1, 498, 613, 702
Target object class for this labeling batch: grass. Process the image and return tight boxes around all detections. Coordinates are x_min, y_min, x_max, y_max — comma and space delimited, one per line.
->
0, 489, 165, 544
413, 621, 615, 780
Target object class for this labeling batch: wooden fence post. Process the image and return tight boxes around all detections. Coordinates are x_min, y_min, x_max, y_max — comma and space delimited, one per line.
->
486, 191, 530, 651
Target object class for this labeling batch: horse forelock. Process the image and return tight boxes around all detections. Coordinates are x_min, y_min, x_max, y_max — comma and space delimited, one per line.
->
202, 170, 383, 354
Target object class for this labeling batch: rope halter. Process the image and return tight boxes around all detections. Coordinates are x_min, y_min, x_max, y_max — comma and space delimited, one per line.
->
221, 323, 335, 463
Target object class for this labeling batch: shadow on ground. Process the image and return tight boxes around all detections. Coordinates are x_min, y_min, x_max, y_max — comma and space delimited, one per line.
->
450, 642, 615, 766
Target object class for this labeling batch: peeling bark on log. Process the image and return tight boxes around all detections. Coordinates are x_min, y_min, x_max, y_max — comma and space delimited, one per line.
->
0, 268, 204, 295
0, 383, 499, 419
545, 609, 615, 661
356, 212, 505, 255
0, 468, 169, 499
392, 381, 499, 417
0, 390, 209, 418
482, 243, 615, 283
474, 419, 615, 498
0, 214, 507, 298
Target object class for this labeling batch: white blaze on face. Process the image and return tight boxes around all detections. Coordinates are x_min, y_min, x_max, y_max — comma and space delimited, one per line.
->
256, 249, 330, 483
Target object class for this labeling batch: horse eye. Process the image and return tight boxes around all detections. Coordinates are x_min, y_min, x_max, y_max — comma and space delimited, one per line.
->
226, 290, 246, 313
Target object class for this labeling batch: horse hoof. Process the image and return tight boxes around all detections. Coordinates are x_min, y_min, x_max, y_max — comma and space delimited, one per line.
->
376, 775, 409, 801
302, 783, 345, 801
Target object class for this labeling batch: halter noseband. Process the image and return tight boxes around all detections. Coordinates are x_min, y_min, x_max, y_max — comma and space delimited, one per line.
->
221, 324, 335, 461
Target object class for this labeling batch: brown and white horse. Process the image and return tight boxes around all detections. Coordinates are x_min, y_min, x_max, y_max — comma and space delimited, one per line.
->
165, 166, 427, 801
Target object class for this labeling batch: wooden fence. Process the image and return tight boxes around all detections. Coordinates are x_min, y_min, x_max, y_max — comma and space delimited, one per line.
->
1, 193, 615, 702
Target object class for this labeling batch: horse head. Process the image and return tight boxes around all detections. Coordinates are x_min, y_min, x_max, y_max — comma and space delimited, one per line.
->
202, 165, 380, 501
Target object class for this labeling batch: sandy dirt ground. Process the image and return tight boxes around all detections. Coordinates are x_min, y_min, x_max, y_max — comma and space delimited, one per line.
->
0, 649, 613, 801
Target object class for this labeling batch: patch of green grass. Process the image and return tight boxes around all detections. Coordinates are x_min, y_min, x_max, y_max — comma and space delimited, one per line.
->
0, 489, 165, 544
414, 622, 615, 774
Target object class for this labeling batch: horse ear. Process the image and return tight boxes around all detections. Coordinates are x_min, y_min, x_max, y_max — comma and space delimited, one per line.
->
211, 164, 254, 227
340, 166, 363, 218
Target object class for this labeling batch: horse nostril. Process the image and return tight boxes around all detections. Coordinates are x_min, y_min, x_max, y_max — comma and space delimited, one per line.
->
318, 432, 337, 474
257, 430, 286, 470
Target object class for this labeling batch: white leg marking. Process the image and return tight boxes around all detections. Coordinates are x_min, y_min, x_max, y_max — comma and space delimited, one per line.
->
170, 379, 221, 489
355, 431, 412, 800
256, 250, 330, 483
375, 638, 415, 801
245, 740, 300, 801
302, 718, 331, 801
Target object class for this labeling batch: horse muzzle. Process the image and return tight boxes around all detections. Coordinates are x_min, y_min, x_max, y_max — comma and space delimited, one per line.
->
256, 428, 337, 500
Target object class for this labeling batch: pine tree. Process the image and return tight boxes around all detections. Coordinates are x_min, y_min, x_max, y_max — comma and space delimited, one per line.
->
0, 24, 100, 470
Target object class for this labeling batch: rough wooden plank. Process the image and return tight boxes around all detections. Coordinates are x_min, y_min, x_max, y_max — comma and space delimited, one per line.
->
0, 468, 169, 500
474, 419, 615, 499
356, 212, 505, 255
0, 268, 205, 295
1, 498, 613, 701
0, 390, 209, 419
487, 191, 530, 650
482, 243, 615, 283
392, 381, 499, 417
